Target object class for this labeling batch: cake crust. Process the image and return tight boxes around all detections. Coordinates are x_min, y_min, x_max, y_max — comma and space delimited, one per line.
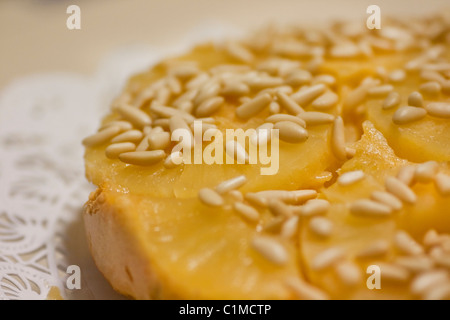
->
84, 189, 174, 299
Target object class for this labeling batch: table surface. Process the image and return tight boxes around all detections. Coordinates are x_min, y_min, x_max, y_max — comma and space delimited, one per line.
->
0, 0, 448, 88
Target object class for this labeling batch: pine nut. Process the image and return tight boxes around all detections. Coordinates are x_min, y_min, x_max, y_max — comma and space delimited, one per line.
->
111, 130, 144, 143
105, 142, 136, 159
414, 161, 439, 183
119, 150, 166, 166
337, 170, 365, 186
215, 175, 247, 194
309, 216, 333, 237
392, 106, 427, 125
234, 202, 259, 222
331, 116, 347, 160
382, 92, 401, 110
291, 84, 327, 107
371, 191, 403, 211
425, 102, 450, 118
195, 96, 224, 117
235, 93, 272, 119
311, 91, 339, 109
265, 114, 306, 128
350, 199, 392, 216
274, 121, 309, 143
82, 126, 121, 147
198, 187, 224, 207
276, 91, 304, 115
252, 236, 288, 265
385, 176, 417, 204
117, 104, 152, 128
407, 91, 424, 108
298, 111, 335, 126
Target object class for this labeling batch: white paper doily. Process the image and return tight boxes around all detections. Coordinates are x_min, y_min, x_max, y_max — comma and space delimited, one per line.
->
0, 22, 242, 300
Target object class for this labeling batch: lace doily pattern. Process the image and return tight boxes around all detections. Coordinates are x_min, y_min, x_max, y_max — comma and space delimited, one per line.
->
0, 52, 160, 300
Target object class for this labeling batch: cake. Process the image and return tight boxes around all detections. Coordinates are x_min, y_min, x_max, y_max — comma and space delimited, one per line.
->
83, 13, 450, 299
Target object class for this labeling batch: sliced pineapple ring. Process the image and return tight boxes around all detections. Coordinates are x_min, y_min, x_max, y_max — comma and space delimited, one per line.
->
85, 188, 302, 299
365, 72, 450, 162
84, 44, 338, 198
301, 122, 450, 299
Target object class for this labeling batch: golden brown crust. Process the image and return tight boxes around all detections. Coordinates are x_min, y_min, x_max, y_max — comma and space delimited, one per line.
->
83, 189, 178, 299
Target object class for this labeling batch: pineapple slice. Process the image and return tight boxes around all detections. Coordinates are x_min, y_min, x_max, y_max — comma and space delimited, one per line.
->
301, 122, 450, 299
84, 125, 334, 198
322, 43, 450, 162
84, 188, 301, 299
85, 44, 337, 198
365, 77, 450, 162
